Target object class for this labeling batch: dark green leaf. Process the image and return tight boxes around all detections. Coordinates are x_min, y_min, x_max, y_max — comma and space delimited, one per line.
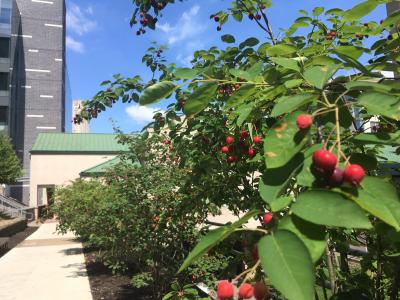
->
349, 153, 378, 171
343, 1, 380, 22
270, 57, 300, 72
292, 190, 372, 229
264, 112, 309, 168
174, 68, 200, 79
271, 93, 317, 117
226, 84, 256, 107
270, 196, 293, 212
334, 46, 365, 60
258, 230, 315, 300
266, 44, 297, 57
221, 34, 235, 43
345, 81, 393, 93
303, 65, 338, 89
239, 37, 259, 49
139, 81, 178, 105
279, 215, 327, 263
353, 132, 400, 145
358, 92, 400, 121
183, 82, 218, 116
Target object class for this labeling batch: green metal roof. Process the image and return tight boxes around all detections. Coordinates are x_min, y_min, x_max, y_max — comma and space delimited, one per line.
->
31, 133, 129, 154
80, 157, 140, 177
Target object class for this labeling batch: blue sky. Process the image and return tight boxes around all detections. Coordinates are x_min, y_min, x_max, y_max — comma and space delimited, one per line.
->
65, 0, 388, 133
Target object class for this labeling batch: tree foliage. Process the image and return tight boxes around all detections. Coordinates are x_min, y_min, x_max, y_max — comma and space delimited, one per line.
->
0, 134, 22, 185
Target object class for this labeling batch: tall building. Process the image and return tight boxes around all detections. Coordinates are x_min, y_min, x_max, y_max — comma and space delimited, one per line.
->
0, 0, 66, 204
72, 100, 90, 133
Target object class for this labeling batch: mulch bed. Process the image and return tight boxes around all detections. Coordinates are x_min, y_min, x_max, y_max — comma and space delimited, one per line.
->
0, 224, 39, 258
84, 248, 153, 300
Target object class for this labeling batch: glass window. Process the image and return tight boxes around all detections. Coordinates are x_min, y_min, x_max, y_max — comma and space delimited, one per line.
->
0, 72, 8, 91
0, 37, 9, 58
0, 7, 10, 24
0, 106, 7, 126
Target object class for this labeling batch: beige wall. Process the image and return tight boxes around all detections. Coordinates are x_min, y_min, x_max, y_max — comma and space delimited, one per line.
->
29, 154, 116, 207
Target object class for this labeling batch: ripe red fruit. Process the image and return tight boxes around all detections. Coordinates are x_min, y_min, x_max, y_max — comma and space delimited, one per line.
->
253, 136, 262, 144
239, 283, 254, 299
329, 31, 337, 37
240, 130, 249, 139
343, 164, 365, 186
248, 148, 256, 157
227, 156, 237, 163
312, 149, 337, 172
263, 213, 273, 225
221, 146, 230, 154
255, 14, 261, 20
253, 282, 268, 300
329, 168, 344, 187
214, 15, 220, 22
296, 114, 313, 130
217, 281, 234, 300
226, 136, 234, 144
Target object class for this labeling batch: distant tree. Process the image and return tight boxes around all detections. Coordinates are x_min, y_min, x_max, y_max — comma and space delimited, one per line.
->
0, 134, 22, 184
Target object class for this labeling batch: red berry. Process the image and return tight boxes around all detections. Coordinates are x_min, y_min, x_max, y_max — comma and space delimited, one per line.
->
296, 114, 313, 130
227, 156, 237, 163
217, 281, 234, 299
329, 31, 337, 37
163, 139, 171, 145
312, 149, 337, 172
239, 283, 254, 299
263, 213, 273, 225
343, 164, 365, 186
253, 136, 262, 144
221, 146, 230, 154
255, 14, 261, 20
248, 148, 256, 157
226, 136, 234, 144
329, 168, 344, 187
253, 282, 268, 300
214, 15, 220, 22
240, 130, 249, 139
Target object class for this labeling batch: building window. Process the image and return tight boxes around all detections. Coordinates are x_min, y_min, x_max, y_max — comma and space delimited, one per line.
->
0, 37, 9, 58
0, 106, 7, 132
0, 72, 8, 91
0, 0, 11, 24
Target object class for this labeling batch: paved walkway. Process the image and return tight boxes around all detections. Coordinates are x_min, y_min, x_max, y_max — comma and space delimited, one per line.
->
0, 220, 92, 300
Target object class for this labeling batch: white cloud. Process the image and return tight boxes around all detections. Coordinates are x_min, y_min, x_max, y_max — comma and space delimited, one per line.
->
126, 104, 164, 124
157, 5, 205, 45
67, 3, 97, 36
66, 36, 84, 53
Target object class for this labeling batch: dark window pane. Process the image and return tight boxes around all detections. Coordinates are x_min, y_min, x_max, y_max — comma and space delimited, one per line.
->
0, 72, 9, 91
0, 106, 7, 125
0, 7, 10, 24
0, 37, 9, 58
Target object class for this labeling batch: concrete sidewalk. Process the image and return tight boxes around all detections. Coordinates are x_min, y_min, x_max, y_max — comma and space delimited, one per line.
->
0, 220, 92, 300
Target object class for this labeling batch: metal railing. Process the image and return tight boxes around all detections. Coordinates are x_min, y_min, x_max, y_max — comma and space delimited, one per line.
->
0, 195, 33, 220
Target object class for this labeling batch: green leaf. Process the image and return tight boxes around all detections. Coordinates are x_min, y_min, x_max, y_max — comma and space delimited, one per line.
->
229, 69, 251, 80
270, 57, 300, 72
139, 81, 178, 105
345, 81, 393, 93
264, 112, 309, 168
343, 0, 380, 22
266, 44, 297, 57
239, 37, 259, 49
183, 82, 218, 116
358, 92, 400, 121
270, 196, 293, 212
335, 51, 372, 76
226, 84, 256, 107
353, 132, 400, 145
174, 68, 200, 79
312, 7, 324, 17
279, 215, 327, 263
221, 34, 235, 43
296, 144, 322, 187
352, 177, 400, 231
258, 230, 315, 300
334, 46, 365, 60
260, 153, 304, 203
292, 190, 372, 229
271, 93, 317, 117
284, 79, 303, 88
303, 65, 338, 89
349, 153, 377, 171
178, 210, 260, 273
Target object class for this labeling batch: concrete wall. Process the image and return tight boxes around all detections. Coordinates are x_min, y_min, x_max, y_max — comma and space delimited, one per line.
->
29, 154, 116, 208
8, 0, 66, 204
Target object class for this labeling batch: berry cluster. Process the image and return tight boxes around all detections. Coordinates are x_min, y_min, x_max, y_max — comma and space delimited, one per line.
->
218, 83, 241, 97
221, 131, 262, 163
312, 149, 365, 187
216, 280, 269, 300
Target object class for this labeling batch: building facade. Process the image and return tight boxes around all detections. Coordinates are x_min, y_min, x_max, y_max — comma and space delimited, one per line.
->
0, 0, 66, 204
